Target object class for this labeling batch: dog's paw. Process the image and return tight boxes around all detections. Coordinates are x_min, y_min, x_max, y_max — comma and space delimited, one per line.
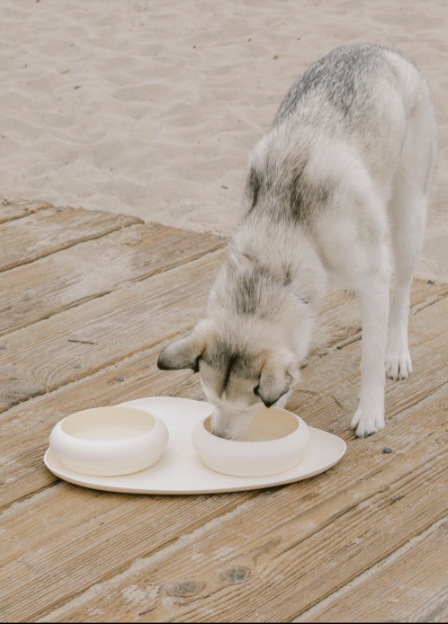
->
386, 347, 413, 380
350, 406, 385, 438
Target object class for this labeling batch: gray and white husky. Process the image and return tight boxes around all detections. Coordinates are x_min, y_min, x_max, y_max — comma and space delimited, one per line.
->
158, 44, 437, 439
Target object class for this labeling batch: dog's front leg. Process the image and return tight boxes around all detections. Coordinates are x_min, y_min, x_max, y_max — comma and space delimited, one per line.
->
351, 272, 390, 437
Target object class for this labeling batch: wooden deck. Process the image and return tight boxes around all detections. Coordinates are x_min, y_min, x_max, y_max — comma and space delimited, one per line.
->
1, 197, 448, 623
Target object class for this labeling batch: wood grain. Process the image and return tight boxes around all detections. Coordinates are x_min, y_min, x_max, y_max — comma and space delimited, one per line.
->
0, 250, 225, 413
0, 204, 142, 273
35, 387, 448, 623
305, 516, 448, 623
1, 278, 447, 509
0, 196, 51, 224
0, 222, 225, 336
0, 338, 202, 508
0, 260, 442, 414
2, 203, 447, 623
1, 293, 447, 621
0, 484, 254, 623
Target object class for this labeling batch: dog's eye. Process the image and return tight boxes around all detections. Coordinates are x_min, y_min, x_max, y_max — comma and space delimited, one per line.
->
253, 384, 260, 396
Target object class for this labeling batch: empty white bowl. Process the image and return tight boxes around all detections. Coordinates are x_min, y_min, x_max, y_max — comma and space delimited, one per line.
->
192, 406, 310, 478
50, 407, 169, 476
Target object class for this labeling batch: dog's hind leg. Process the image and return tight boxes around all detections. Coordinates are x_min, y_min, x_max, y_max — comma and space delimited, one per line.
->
386, 100, 436, 380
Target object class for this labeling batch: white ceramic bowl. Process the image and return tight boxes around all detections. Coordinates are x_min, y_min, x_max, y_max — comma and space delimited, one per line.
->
50, 407, 169, 476
192, 406, 310, 478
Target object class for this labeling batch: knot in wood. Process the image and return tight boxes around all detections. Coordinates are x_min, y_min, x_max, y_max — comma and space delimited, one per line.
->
220, 567, 251, 585
166, 580, 205, 598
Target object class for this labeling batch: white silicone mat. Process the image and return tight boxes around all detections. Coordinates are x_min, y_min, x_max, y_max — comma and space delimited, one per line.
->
44, 396, 346, 495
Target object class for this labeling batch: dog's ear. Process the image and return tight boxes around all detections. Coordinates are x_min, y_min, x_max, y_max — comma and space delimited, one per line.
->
258, 349, 299, 408
157, 320, 214, 372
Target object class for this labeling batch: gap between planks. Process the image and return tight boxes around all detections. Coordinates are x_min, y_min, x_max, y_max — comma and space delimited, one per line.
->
2, 294, 448, 620
0, 203, 142, 274
2, 280, 448, 510
34, 387, 448, 623
0, 268, 443, 417
0, 249, 226, 414
293, 514, 448, 623
0, 221, 226, 337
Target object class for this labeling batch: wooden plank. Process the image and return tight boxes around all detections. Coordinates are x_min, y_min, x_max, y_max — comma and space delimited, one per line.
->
1, 278, 446, 508
309, 277, 448, 363
0, 486, 253, 624
1, 292, 448, 621
35, 386, 448, 624
0, 204, 142, 273
0, 338, 202, 508
0, 250, 225, 413
29, 387, 448, 623
1, 385, 446, 621
0, 222, 225, 336
0, 268, 442, 414
0, 196, 50, 224
305, 517, 448, 623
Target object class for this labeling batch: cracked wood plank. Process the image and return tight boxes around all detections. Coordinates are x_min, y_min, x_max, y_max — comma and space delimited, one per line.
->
0, 222, 225, 336
0, 204, 142, 273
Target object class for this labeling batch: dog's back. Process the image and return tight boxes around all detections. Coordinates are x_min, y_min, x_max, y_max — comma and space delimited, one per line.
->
245, 44, 436, 225
159, 45, 437, 440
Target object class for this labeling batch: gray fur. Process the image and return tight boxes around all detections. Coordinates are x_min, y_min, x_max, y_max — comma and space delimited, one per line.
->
159, 44, 437, 440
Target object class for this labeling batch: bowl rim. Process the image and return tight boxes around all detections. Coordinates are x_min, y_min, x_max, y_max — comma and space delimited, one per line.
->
54, 407, 161, 447
198, 407, 303, 445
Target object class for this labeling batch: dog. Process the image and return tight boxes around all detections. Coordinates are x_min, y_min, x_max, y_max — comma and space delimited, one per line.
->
158, 44, 437, 439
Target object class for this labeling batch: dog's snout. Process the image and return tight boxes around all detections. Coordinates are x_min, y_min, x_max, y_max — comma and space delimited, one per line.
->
210, 419, 232, 440
211, 426, 229, 440
210, 408, 237, 440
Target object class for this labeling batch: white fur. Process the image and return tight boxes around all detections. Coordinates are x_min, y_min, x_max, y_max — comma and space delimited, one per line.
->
159, 46, 437, 439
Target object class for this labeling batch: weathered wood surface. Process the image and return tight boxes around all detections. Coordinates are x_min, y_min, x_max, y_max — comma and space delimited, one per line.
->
0, 223, 225, 337
0, 251, 443, 414
0, 204, 142, 273
304, 516, 448, 623
0, 250, 225, 413
38, 390, 448, 623
0, 200, 447, 623
2, 296, 448, 622
2, 281, 448, 510
0, 196, 50, 224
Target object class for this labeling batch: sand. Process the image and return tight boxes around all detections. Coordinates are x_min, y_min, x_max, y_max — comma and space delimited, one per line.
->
0, 0, 447, 281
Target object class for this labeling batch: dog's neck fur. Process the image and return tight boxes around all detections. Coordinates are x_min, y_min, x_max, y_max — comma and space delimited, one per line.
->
207, 212, 327, 363
231, 212, 327, 305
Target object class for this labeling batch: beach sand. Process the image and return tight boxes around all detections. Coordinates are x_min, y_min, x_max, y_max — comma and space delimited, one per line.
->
1, 0, 447, 280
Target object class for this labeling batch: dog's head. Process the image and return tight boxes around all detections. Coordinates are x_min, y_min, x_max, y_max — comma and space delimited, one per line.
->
157, 319, 301, 440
